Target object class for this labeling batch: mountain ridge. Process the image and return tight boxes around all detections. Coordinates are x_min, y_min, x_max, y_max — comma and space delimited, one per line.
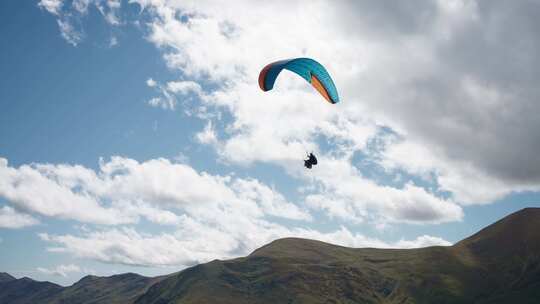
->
0, 272, 168, 304
0, 272, 15, 283
2, 208, 539, 303
135, 208, 540, 304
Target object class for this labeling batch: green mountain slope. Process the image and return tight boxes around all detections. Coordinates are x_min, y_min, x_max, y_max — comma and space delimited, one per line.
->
2, 208, 539, 303
135, 208, 540, 304
47, 273, 166, 304
0, 272, 168, 304
0, 277, 62, 304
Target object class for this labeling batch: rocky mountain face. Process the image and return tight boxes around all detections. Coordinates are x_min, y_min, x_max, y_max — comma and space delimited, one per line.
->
2, 208, 539, 304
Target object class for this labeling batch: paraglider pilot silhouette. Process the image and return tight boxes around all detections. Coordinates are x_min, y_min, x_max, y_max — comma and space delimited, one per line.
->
304, 152, 318, 169
258, 58, 339, 169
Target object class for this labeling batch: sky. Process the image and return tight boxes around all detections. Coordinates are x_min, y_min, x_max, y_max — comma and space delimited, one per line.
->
1, 0, 539, 286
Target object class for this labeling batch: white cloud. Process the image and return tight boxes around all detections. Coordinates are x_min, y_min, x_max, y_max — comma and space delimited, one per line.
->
0, 206, 39, 229
40, 1, 540, 208
72, 0, 122, 25
96, 0, 122, 26
109, 36, 118, 47
145, 79, 178, 110
46, 1, 451, 228
40, 224, 451, 267
118, 0, 463, 226
195, 121, 217, 145
334, 1, 540, 203
394, 234, 452, 249
380, 139, 540, 204
0, 158, 132, 225
37, 264, 81, 277
41, 226, 235, 266
166, 80, 202, 96
36, 0, 487, 228
40, 0, 124, 46
0, 156, 309, 226
146, 78, 157, 87
38, 0, 64, 15
73, 0, 92, 14
57, 19, 83, 46
127, 0, 540, 209
232, 179, 310, 221
304, 156, 463, 225
147, 97, 168, 109
146, 79, 205, 111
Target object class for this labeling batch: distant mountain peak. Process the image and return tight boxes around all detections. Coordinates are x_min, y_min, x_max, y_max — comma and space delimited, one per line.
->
77, 274, 98, 283
249, 237, 353, 260
111, 272, 145, 279
455, 207, 540, 255
74, 272, 148, 287
0, 272, 15, 283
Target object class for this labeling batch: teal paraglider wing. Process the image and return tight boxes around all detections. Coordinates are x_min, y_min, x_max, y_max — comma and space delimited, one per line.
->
258, 58, 339, 104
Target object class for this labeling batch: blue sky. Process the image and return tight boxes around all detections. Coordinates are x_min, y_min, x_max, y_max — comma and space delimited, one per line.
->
1, 0, 539, 286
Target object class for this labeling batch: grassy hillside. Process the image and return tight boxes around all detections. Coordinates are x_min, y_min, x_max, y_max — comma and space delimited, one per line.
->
47, 273, 166, 304
136, 208, 540, 304
0, 272, 168, 304
2, 208, 539, 303
0, 276, 62, 304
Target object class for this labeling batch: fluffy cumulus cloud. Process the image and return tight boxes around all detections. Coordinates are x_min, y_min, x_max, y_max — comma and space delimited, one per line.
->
40, 0, 540, 208
0, 158, 131, 225
126, 0, 540, 207
0, 206, 39, 229
40, 225, 451, 267
305, 156, 463, 225
37, 0, 474, 225
0, 156, 310, 226
123, 0, 465, 225
9, 154, 452, 267
332, 0, 540, 203
0, 154, 452, 267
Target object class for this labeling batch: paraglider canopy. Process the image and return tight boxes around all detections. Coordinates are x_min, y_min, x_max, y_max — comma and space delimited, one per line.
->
258, 58, 339, 104
258, 58, 335, 169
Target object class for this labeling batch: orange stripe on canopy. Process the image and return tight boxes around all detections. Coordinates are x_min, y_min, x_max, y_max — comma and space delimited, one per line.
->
310, 74, 333, 104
